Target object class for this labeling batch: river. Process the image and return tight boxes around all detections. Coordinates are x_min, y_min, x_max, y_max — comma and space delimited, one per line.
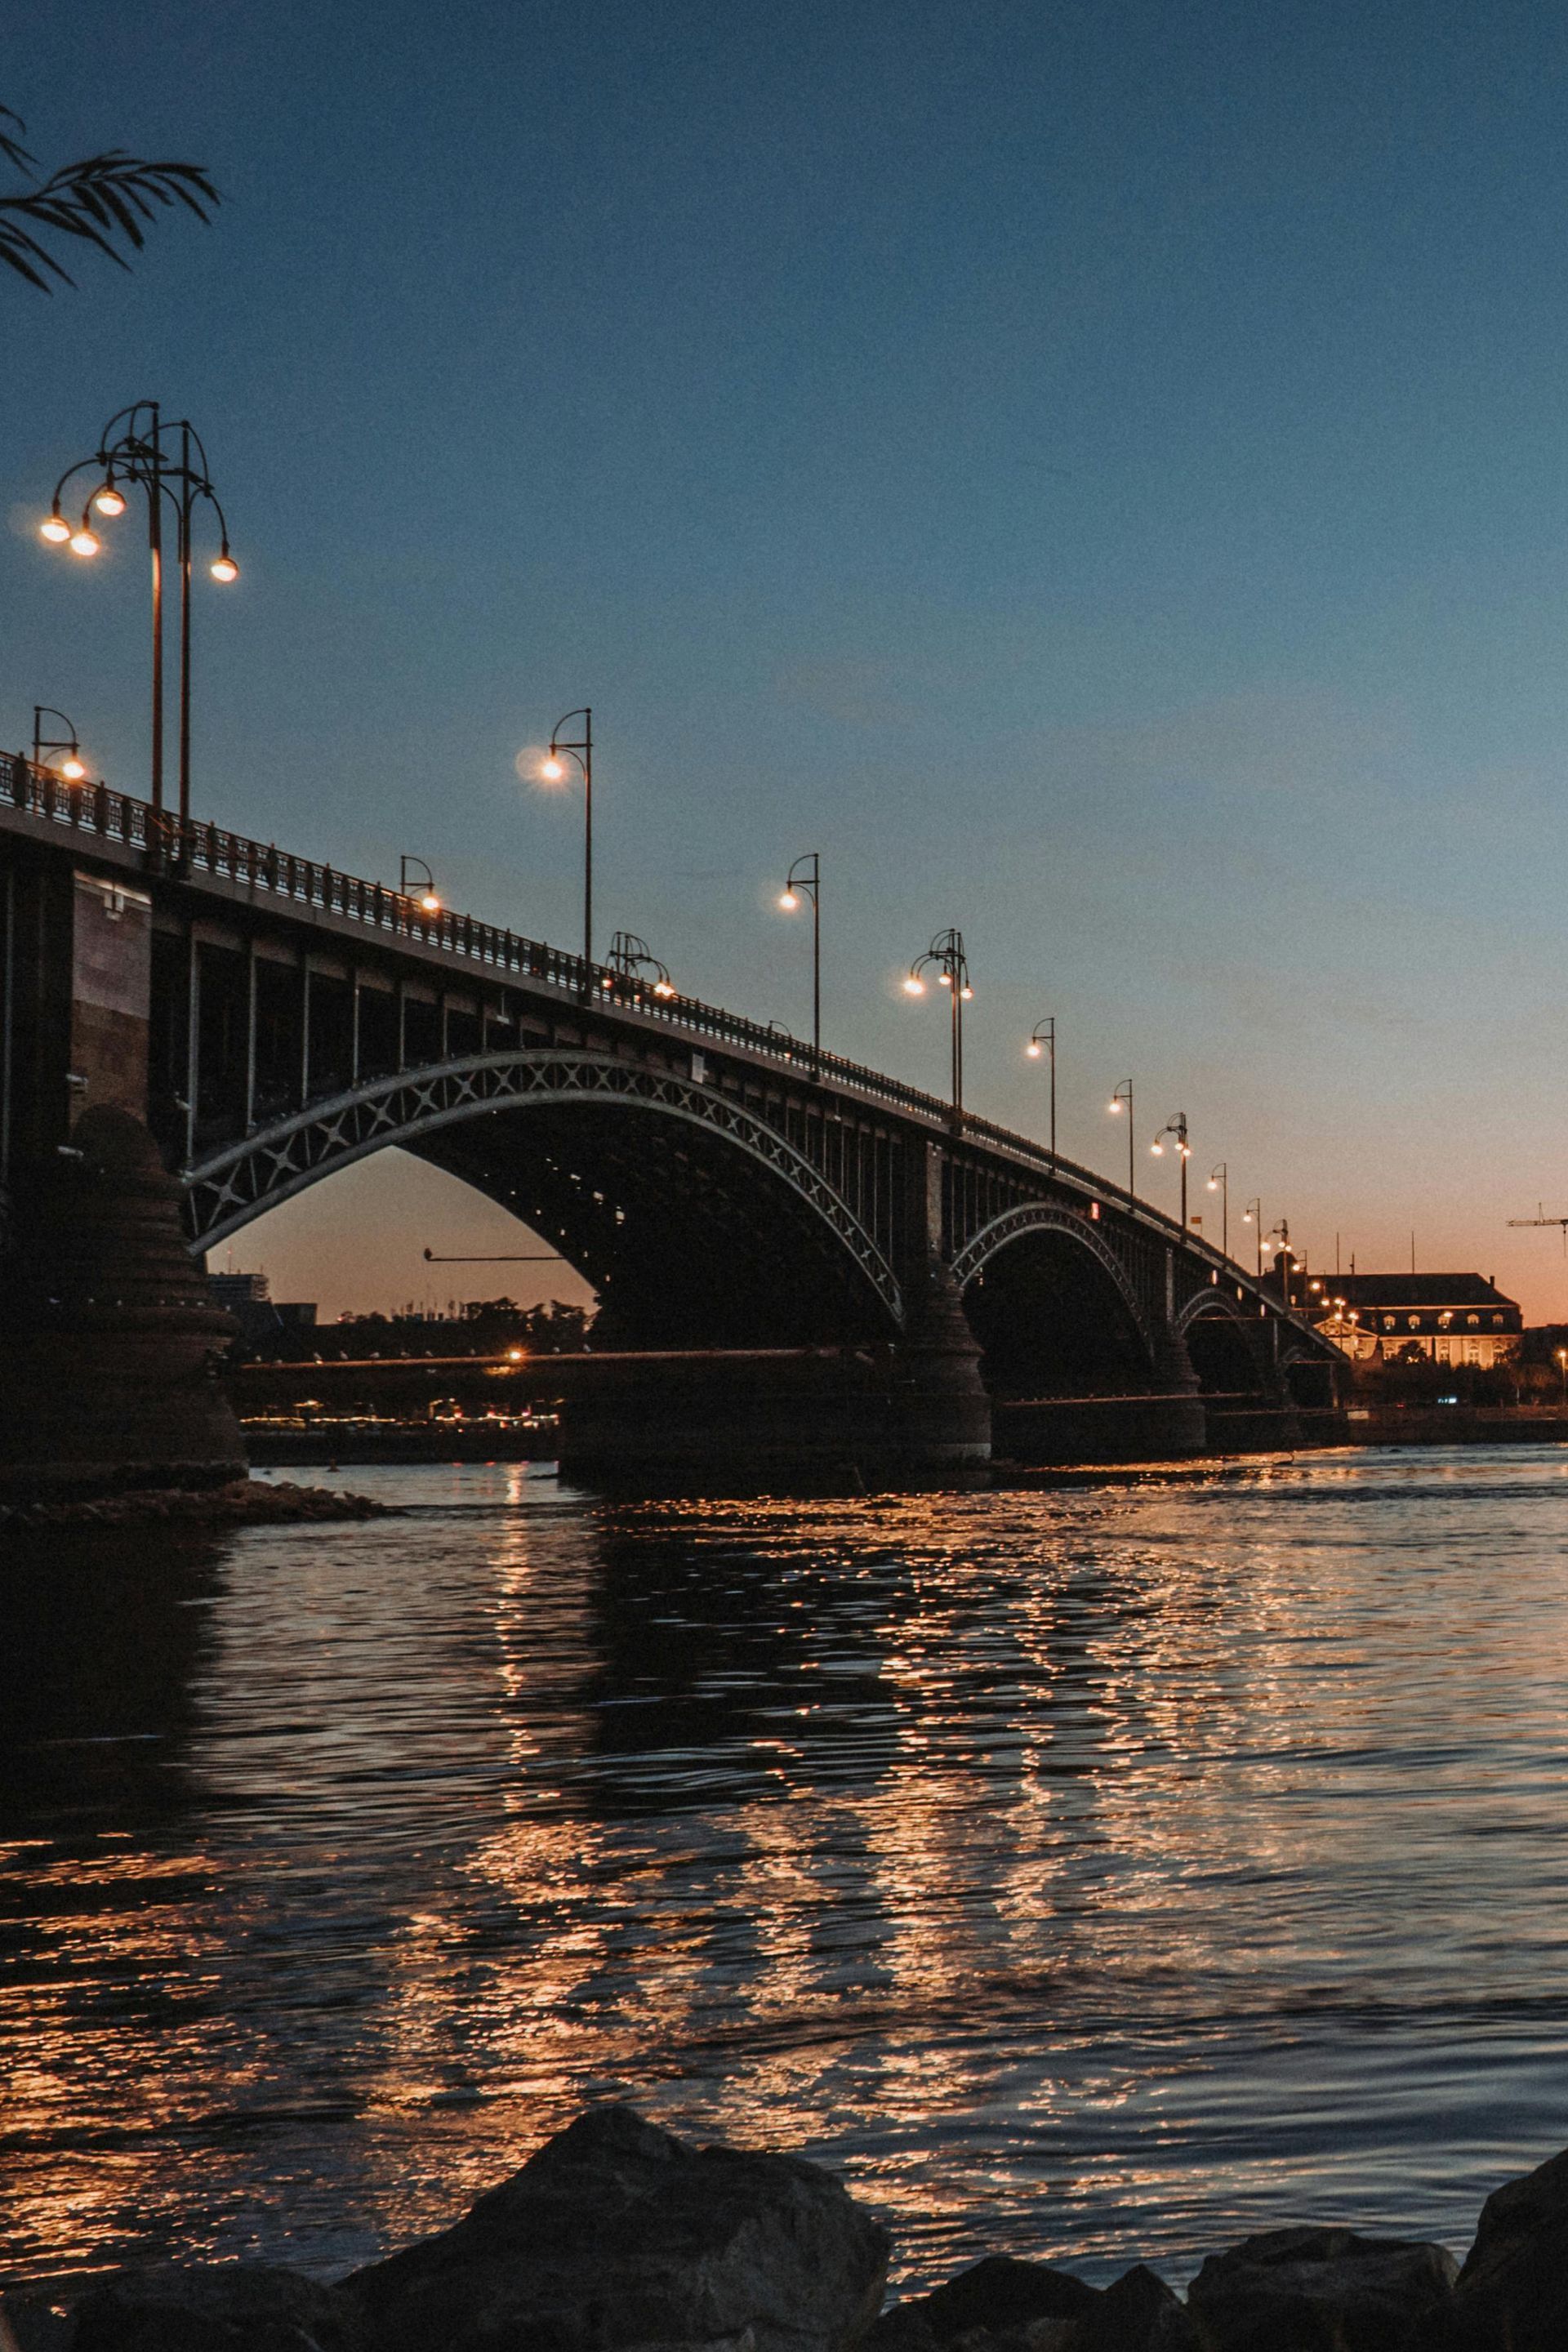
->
4, 1447, 1568, 2295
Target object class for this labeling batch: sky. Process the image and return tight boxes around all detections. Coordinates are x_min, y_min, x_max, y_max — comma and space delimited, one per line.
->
7, 0, 1568, 1318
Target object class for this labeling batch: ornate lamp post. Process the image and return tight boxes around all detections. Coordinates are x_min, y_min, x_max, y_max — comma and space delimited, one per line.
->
904, 928, 972, 1112
1262, 1220, 1301, 1309
605, 930, 677, 1000
541, 708, 593, 978
1107, 1079, 1134, 1196
399, 856, 442, 915
31, 706, 85, 782
38, 401, 238, 836
1206, 1160, 1229, 1258
1025, 1018, 1056, 1161
778, 852, 822, 1071
1151, 1111, 1192, 1231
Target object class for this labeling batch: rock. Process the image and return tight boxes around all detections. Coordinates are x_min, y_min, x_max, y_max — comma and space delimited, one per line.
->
866, 2256, 1099, 2350
342, 2103, 889, 2352
1069, 2265, 1196, 2350
1185, 2225, 1458, 2350
1413, 2144, 1568, 2349
69, 2263, 365, 2350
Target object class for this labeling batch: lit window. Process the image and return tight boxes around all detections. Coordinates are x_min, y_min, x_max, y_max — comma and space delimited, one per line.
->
1467, 1314, 1479, 1327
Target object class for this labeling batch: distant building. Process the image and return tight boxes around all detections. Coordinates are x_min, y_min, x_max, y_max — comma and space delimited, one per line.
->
1303, 1273, 1522, 1366
209, 1270, 318, 1351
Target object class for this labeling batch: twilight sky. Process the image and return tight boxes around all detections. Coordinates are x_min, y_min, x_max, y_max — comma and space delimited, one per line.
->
7, 0, 1568, 1319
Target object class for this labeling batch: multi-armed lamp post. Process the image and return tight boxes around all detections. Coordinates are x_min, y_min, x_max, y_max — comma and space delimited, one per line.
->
1025, 1018, 1056, 1161
38, 402, 238, 840
1151, 1111, 1192, 1230
778, 853, 822, 1071
904, 929, 972, 1112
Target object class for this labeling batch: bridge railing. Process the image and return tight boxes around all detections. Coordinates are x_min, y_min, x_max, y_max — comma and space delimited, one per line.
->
0, 751, 1292, 1300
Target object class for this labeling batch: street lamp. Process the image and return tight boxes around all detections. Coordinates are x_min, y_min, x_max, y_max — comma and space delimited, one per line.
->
1207, 1162, 1229, 1259
605, 930, 677, 1000
1026, 1018, 1057, 1161
905, 928, 972, 1112
778, 852, 822, 1070
38, 402, 238, 835
399, 855, 442, 915
1150, 1111, 1192, 1231
1241, 1196, 1263, 1276
1261, 1220, 1301, 1309
31, 706, 86, 783
1107, 1079, 1134, 1196
541, 707, 593, 979
1557, 1348, 1567, 1408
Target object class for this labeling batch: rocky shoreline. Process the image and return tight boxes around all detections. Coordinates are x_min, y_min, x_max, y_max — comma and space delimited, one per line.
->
0, 1478, 388, 1531
3, 2105, 1564, 2350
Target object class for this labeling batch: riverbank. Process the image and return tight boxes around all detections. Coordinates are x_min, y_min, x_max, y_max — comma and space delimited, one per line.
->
0, 1477, 386, 1530
5, 2103, 1564, 2349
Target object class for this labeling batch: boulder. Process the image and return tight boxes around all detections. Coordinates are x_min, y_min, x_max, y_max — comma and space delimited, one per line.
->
342, 2103, 889, 2352
866, 2255, 1098, 2349
69, 2263, 366, 2350
1414, 2144, 1568, 2349
1185, 2226, 1457, 2351
1070, 2265, 1196, 2350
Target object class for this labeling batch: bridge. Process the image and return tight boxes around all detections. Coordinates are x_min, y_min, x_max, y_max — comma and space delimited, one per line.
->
0, 748, 1337, 1489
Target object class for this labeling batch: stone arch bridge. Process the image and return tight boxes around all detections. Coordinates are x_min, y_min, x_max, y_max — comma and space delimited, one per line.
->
0, 755, 1336, 1481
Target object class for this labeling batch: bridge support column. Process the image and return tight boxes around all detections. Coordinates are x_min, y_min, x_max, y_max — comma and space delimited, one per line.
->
888, 1141, 991, 1475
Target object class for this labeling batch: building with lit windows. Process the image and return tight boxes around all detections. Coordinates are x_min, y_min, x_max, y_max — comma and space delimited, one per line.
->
1303, 1273, 1521, 1365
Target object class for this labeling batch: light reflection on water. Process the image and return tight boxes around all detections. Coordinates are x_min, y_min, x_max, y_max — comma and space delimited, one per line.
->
5, 1448, 1568, 2292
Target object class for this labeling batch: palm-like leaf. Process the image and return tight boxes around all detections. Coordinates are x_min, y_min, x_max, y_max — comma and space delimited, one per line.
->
0, 108, 219, 292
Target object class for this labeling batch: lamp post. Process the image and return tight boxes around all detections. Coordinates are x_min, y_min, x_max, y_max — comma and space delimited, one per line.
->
541, 707, 593, 979
1206, 1161, 1229, 1258
778, 852, 822, 1071
1151, 1111, 1191, 1231
399, 856, 442, 915
904, 928, 972, 1112
1026, 1018, 1056, 1161
1107, 1079, 1134, 1195
38, 402, 238, 836
1242, 1196, 1263, 1276
605, 930, 677, 1001
1262, 1221, 1300, 1309
1557, 1348, 1567, 1409
31, 706, 86, 782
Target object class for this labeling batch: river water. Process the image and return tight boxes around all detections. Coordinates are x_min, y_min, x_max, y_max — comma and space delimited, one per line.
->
4, 1447, 1568, 2296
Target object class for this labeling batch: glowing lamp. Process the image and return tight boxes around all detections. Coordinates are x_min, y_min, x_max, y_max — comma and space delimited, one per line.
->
903, 977, 924, 996
1026, 1041, 1041, 1058
653, 978, 677, 998
1108, 1099, 1122, 1114
210, 549, 239, 583
541, 755, 565, 782
779, 889, 798, 911
1151, 1141, 1165, 1156
60, 756, 86, 782
93, 484, 127, 518
937, 970, 952, 986
69, 528, 100, 558
1207, 1178, 1218, 1191
959, 985, 973, 1000
39, 512, 70, 545
419, 892, 441, 914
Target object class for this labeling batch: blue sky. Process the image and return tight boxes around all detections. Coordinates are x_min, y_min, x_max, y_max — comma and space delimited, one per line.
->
7, 0, 1568, 1315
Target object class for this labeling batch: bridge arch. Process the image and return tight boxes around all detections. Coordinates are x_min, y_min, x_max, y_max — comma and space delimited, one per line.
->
1176, 1290, 1272, 1395
183, 1049, 903, 1337
949, 1203, 1159, 1393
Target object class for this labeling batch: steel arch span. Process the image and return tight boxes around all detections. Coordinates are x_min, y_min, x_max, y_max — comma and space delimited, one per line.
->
948, 1200, 1158, 1358
181, 1048, 904, 1325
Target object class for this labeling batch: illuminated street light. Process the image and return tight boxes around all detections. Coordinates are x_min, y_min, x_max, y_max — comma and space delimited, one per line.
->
1207, 1161, 1229, 1258
399, 855, 442, 917
906, 928, 972, 1111
1107, 1079, 1134, 1196
1241, 1196, 1263, 1276
606, 929, 677, 1002
543, 707, 593, 981
1151, 1111, 1192, 1230
1026, 1018, 1057, 1162
31, 706, 86, 783
778, 852, 822, 1071
37, 402, 238, 837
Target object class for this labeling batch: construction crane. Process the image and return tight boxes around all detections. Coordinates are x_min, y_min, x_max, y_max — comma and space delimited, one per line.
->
1507, 1205, 1568, 1254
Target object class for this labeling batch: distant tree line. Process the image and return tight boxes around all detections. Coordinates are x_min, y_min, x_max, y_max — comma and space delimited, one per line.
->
239, 1298, 594, 1365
